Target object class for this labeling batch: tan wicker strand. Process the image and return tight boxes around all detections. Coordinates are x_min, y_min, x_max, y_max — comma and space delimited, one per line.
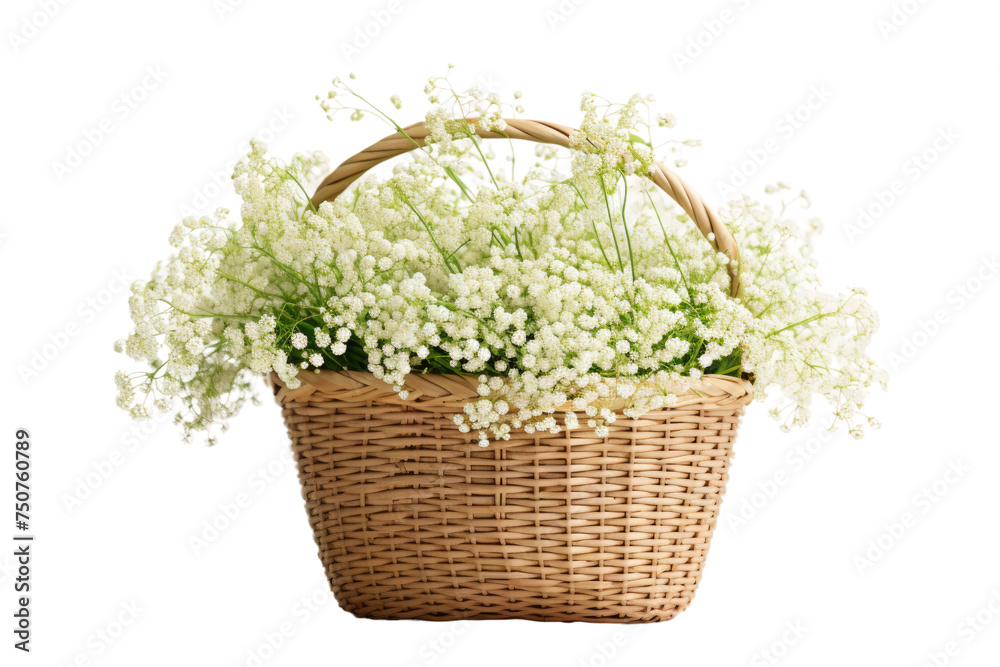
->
311, 118, 742, 296
274, 370, 751, 623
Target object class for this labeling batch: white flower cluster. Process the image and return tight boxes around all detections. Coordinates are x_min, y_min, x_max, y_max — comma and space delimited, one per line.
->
116, 73, 885, 445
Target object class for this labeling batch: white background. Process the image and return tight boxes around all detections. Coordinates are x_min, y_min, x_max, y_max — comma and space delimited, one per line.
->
2, 1, 999, 665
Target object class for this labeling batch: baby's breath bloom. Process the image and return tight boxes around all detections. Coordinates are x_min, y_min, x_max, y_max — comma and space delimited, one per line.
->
115, 74, 883, 445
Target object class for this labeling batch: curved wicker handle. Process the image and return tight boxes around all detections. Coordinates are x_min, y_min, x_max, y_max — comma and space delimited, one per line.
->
312, 118, 741, 295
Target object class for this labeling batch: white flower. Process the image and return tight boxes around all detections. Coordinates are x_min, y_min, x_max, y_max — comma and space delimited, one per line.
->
116, 75, 883, 446
656, 113, 676, 128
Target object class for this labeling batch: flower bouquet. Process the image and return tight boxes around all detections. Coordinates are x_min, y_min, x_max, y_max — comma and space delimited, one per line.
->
116, 71, 884, 622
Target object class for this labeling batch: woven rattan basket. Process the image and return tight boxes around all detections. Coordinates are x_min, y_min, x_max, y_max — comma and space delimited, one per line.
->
272, 119, 754, 623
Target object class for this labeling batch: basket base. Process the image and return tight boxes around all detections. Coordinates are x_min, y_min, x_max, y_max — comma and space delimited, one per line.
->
339, 601, 687, 623
329, 573, 700, 623
274, 370, 751, 624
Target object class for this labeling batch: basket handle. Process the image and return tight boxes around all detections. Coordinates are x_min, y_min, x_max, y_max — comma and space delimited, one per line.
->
312, 118, 741, 296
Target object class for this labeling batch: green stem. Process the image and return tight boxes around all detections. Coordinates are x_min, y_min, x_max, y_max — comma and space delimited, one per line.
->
620, 176, 636, 282
599, 173, 626, 273
400, 193, 458, 273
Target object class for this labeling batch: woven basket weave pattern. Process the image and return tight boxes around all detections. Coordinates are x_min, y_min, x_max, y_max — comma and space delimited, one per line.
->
274, 116, 751, 622
274, 371, 751, 622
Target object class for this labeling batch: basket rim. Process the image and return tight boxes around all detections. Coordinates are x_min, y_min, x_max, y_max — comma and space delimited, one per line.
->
270, 368, 752, 408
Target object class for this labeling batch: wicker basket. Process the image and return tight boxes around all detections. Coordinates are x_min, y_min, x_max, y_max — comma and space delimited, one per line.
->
272, 119, 753, 623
